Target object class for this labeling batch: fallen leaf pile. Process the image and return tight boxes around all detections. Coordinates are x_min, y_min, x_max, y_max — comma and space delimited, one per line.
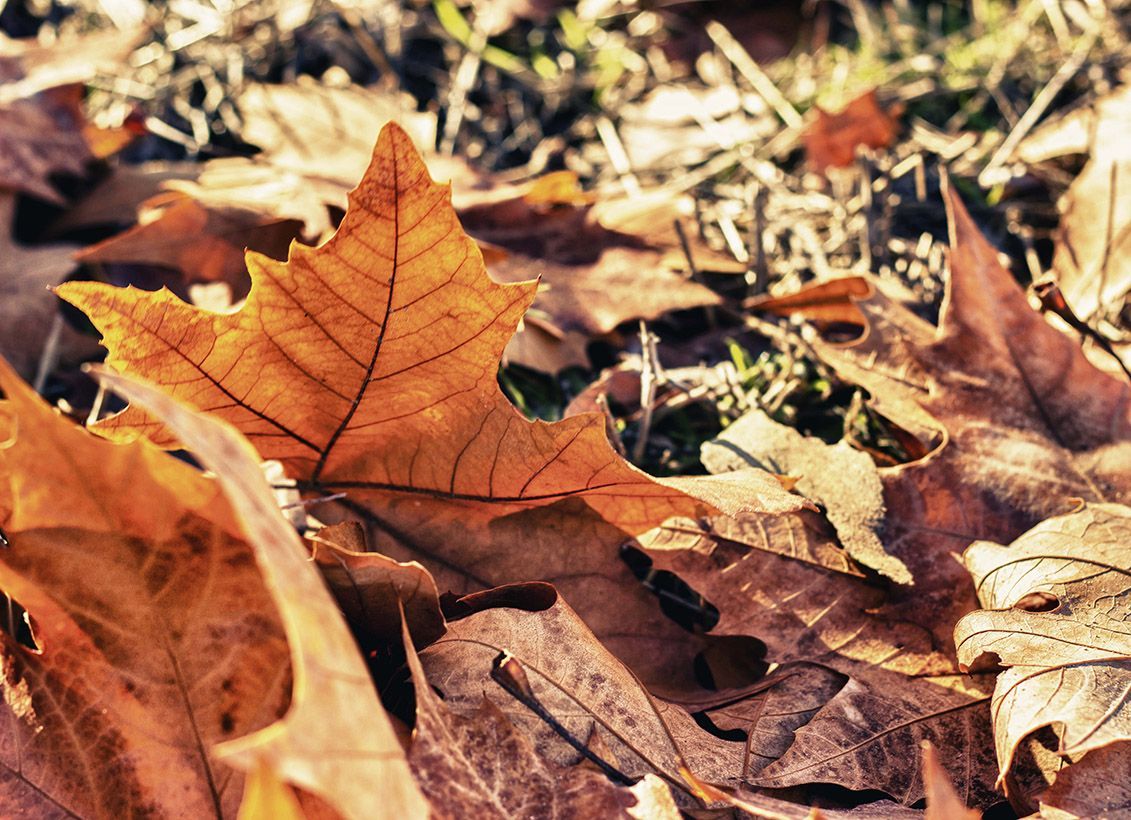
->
2, 74, 1130, 819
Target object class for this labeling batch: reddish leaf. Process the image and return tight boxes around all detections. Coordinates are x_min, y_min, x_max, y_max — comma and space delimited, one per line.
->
805, 91, 902, 173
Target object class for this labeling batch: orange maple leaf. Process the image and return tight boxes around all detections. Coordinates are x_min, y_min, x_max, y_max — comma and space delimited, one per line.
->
58, 123, 799, 606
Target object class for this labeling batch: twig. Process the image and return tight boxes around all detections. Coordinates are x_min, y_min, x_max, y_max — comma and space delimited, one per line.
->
706, 21, 802, 130
86, 383, 108, 427
595, 115, 641, 196
978, 26, 1100, 186
633, 322, 661, 465
441, 27, 486, 155
1033, 280, 1131, 382
32, 314, 64, 395
490, 652, 637, 787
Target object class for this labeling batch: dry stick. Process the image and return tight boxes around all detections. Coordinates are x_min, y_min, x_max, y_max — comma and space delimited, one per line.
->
441, 28, 486, 156
32, 314, 64, 395
595, 394, 628, 458
490, 653, 637, 787
86, 382, 108, 427
705, 21, 802, 131
339, 7, 398, 81
858, 159, 875, 272
1096, 162, 1120, 316
1040, 0, 1073, 47
748, 184, 769, 296
1033, 280, 1131, 382
633, 323, 661, 465
978, 27, 1100, 187
673, 219, 700, 282
673, 219, 716, 328
594, 115, 641, 197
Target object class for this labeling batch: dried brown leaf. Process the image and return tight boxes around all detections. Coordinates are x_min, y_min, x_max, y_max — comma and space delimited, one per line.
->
403, 616, 647, 818
702, 409, 906, 583
59, 123, 801, 695
1039, 741, 1131, 818
1050, 84, 1131, 320
310, 520, 445, 649
418, 585, 744, 800
804, 91, 902, 173
954, 503, 1131, 798
0, 194, 97, 378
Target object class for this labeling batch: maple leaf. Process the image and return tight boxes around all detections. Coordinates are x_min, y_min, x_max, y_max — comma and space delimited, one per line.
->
702, 409, 908, 583
0, 28, 141, 104
636, 518, 1001, 806
1037, 741, 1131, 818
418, 583, 756, 805
744, 185, 1131, 657
58, 123, 801, 685
954, 503, 1131, 800
625, 185, 1131, 807
0, 29, 138, 203
460, 180, 739, 341
0, 357, 291, 817
163, 79, 446, 235
0, 85, 91, 204
94, 367, 428, 820
922, 742, 980, 820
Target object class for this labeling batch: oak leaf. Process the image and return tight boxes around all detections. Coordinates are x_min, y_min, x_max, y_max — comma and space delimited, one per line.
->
417, 584, 748, 801
94, 367, 429, 820
58, 123, 801, 688
954, 503, 1131, 799
402, 616, 653, 818
0, 357, 291, 817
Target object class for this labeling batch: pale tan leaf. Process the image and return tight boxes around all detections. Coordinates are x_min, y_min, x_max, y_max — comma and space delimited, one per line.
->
954, 503, 1131, 797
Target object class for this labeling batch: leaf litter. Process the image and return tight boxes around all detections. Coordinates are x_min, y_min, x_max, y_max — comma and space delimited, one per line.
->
3, 1, 1131, 818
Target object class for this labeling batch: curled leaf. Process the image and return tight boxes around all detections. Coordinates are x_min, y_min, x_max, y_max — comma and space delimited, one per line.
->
93, 367, 428, 820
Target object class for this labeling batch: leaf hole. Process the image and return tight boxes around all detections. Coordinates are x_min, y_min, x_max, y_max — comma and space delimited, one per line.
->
620, 544, 720, 633
691, 710, 748, 743
1012, 591, 1059, 613
0, 593, 41, 653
